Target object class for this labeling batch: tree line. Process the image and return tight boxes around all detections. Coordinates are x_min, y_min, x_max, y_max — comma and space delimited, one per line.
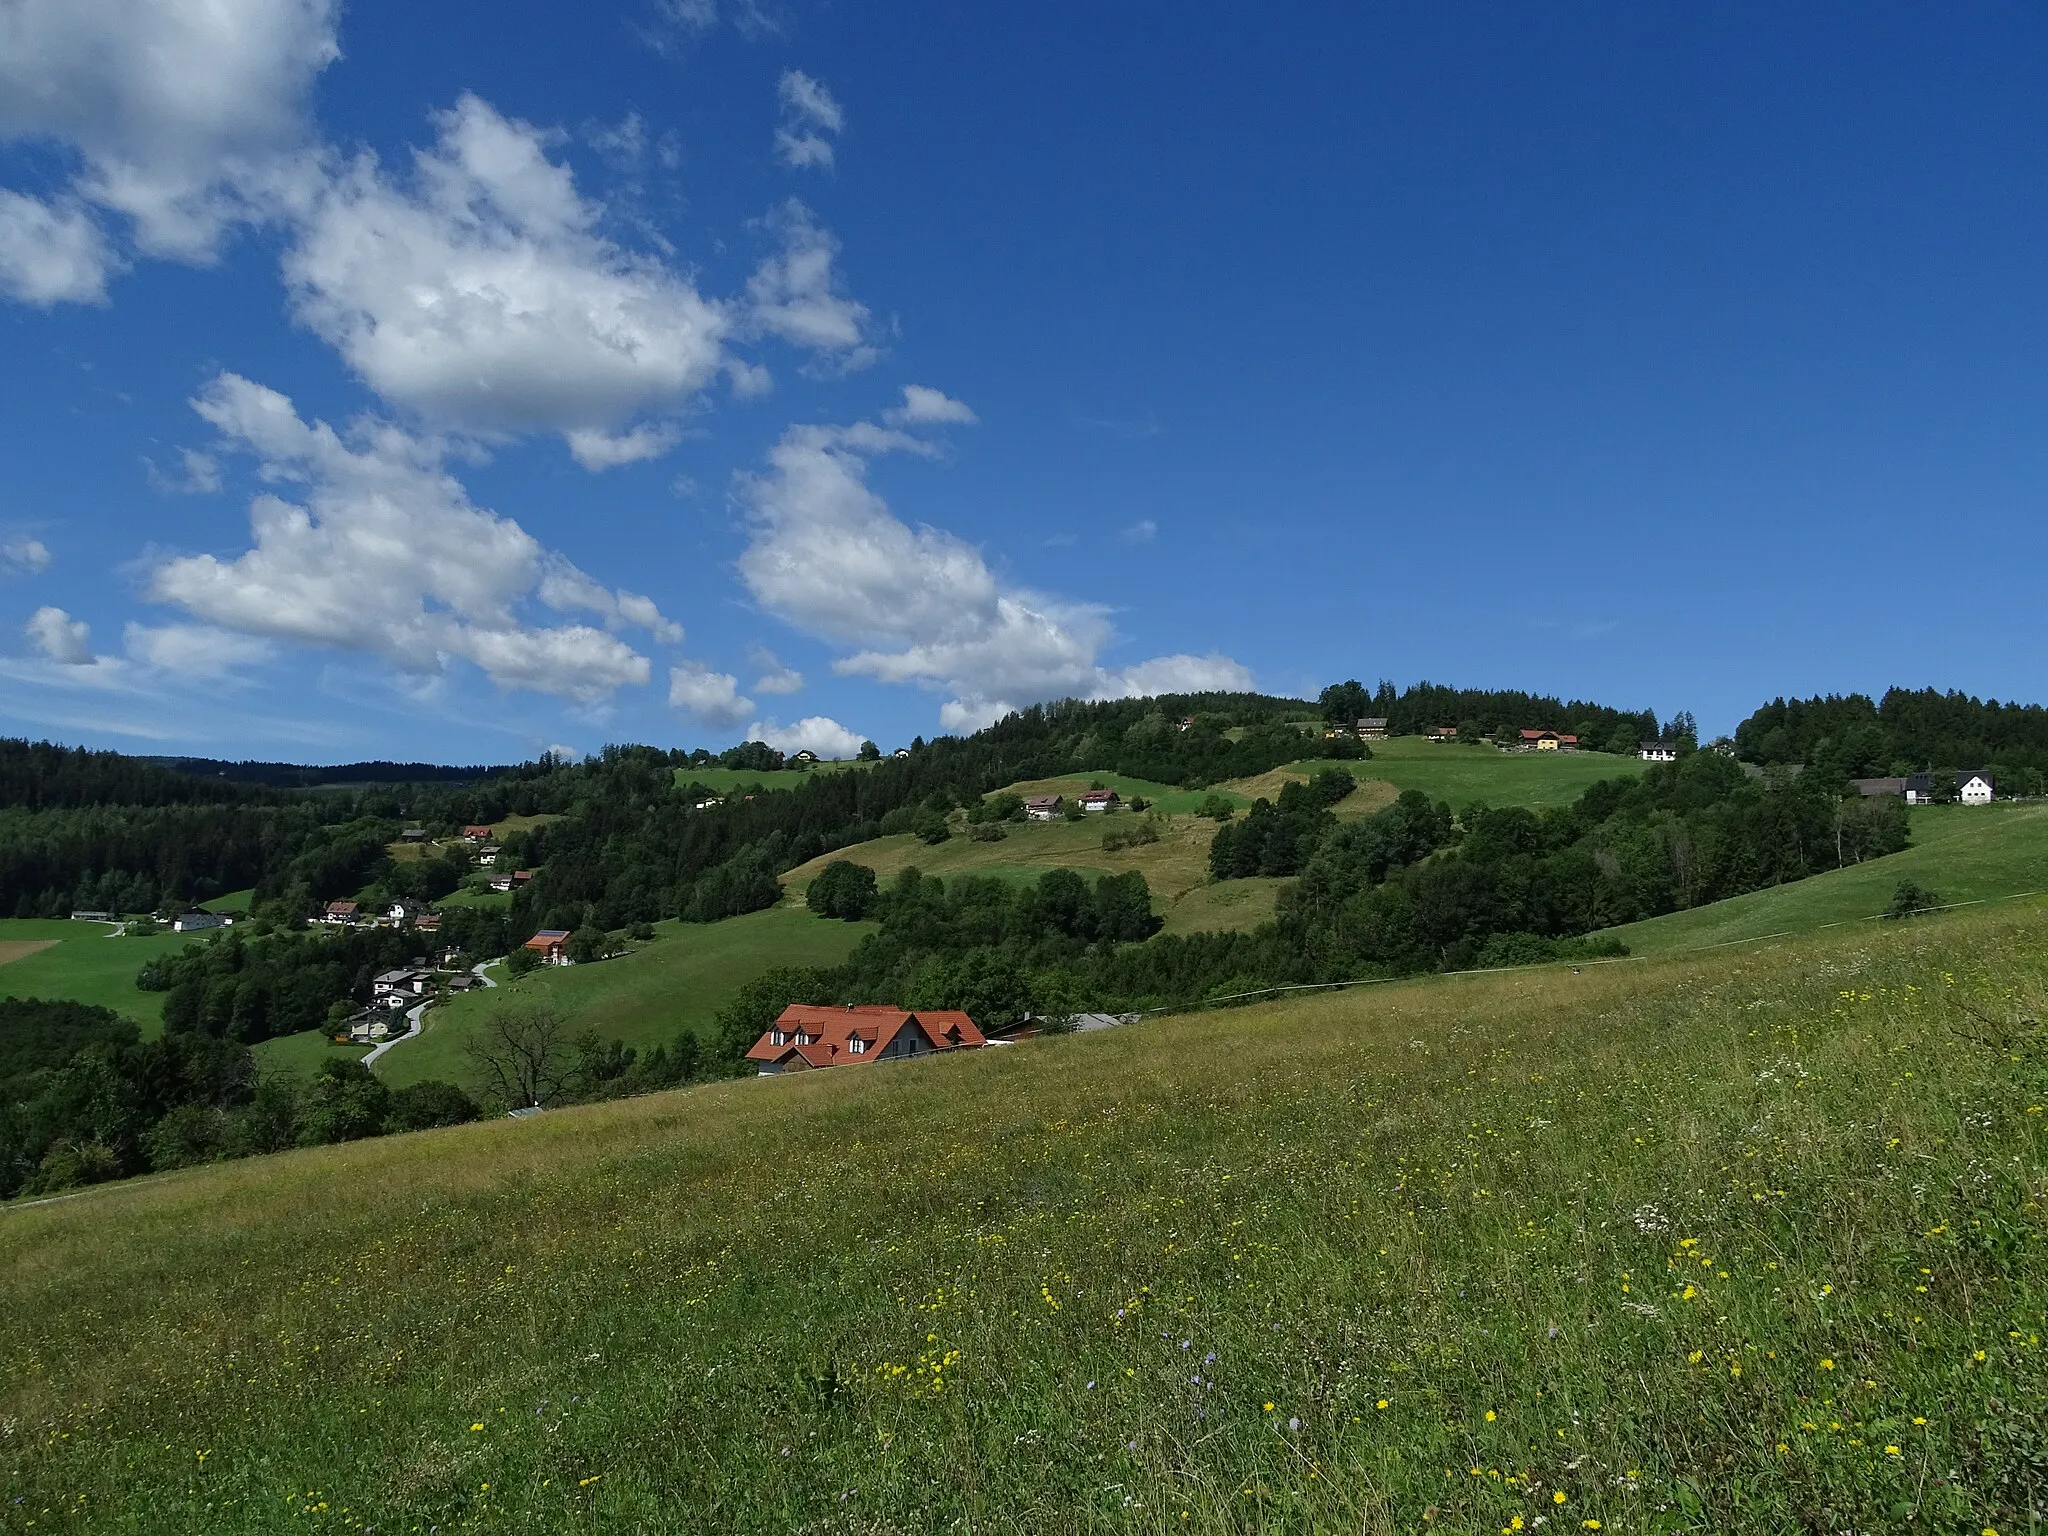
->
1736, 687, 2048, 787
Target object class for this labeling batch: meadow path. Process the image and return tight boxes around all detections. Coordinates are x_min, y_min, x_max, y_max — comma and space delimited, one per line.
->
362, 958, 499, 1067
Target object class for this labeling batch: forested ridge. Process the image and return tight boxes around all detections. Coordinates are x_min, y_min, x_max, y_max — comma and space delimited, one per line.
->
1737, 687, 2048, 785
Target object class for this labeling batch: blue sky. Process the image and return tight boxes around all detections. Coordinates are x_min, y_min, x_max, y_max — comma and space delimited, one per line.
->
1, 2, 2044, 762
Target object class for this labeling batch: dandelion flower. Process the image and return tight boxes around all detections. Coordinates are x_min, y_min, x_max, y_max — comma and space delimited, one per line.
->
1263, 1402, 1275, 1412
1554, 1491, 1568, 1504
1485, 1410, 1497, 1422
470, 1423, 484, 1432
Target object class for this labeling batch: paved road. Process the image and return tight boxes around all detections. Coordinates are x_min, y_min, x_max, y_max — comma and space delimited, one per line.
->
362, 958, 499, 1067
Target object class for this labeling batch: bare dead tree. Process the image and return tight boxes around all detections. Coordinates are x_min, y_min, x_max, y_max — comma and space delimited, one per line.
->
465, 1003, 579, 1109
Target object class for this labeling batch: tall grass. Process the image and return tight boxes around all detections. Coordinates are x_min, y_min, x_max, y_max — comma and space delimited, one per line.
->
2, 906, 2043, 1533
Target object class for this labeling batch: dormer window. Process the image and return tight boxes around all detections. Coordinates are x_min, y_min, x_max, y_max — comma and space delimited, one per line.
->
849, 1036, 867, 1053
769, 1029, 787, 1046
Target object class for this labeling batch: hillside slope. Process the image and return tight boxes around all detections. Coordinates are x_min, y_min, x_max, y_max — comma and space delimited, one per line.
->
1608, 800, 2048, 954
4, 906, 2042, 1533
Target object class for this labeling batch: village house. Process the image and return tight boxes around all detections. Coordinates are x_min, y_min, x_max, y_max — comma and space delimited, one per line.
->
892, 747, 912, 759
415, 913, 441, 935
171, 911, 228, 933
1356, 717, 1389, 741
68, 910, 116, 923
524, 929, 572, 965
1638, 740, 1680, 762
1852, 776, 1912, 800
1024, 794, 1064, 821
322, 899, 361, 925
1958, 770, 1996, 806
1425, 726, 1458, 743
1322, 723, 1352, 741
746, 1004, 986, 1075
347, 1014, 398, 1044
1078, 789, 1121, 813
387, 899, 426, 925
447, 972, 478, 992
371, 968, 433, 1008
488, 873, 513, 892
1519, 729, 1578, 753
400, 827, 428, 843
691, 795, 724, 812
462, 825, 494, 843
793, 749, 818, 766
477, 847, 501, 866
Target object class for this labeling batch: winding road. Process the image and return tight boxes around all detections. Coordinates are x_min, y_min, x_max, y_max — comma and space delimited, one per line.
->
362, 958, 499, 1067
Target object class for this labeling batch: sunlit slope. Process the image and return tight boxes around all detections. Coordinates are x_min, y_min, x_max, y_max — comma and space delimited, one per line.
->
5, 906, 2042, 1533
1608, 800, 2048, 955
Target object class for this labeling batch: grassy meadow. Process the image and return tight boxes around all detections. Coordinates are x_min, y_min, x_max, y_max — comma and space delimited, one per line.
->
1611, 800, 2048, 956
374, 905, 873, 1090
1271, 735, 1646, 811
2, 904, 2043, 1532
674, 761, 873, 795
0, 920, 196, 1033
781, 799, 1279, 937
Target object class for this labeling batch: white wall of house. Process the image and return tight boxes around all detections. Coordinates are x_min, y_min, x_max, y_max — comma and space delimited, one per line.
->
1959, 776, 1994, 805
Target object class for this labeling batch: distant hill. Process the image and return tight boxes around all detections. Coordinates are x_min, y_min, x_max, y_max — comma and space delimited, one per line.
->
146, 756, 518, 788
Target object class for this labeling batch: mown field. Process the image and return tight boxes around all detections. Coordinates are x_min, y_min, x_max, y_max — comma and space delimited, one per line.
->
0, 919, 196, 1033
674, 761, 872, 795
2, 904, 2043, 1533
1611, 800, 2048, 956
1273, 735, 1645, 811
374, 905, 873, 1091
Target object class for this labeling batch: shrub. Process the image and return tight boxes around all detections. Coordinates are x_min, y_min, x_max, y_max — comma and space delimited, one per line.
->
807, 860, 879, 920
1198, 793, 1237, 822
1884, 880, 1942, 920
969, 821, 1008, 843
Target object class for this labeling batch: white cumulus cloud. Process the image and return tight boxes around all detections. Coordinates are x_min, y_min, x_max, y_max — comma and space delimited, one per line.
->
884, 385, 977, 427
748, 646, 803, 695
0, 190, 117, 305
668, 661, 753, 728
146, 372, 667, 702
736, 413, 1254, 728
25, 605, 93, 665
747, 199, 874, 367
0, 0, 340, 264
284, 94, 731, 457
747, 715, 864, 759
1, 538, 53, 576
775, 70, 843, 170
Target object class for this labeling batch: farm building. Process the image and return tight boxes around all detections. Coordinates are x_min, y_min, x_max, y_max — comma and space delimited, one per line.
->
524, 930, 572, 965
1356, 717, 1389, 741
322, 900, 360, 924
1078, 789, 1121, 812
171, 911, 228, 933
1025, 795, 1064, 821
746, 1004, 986, 1075
1425, 726, 1458, 742
1518, 729, 1578, 752
1958, 771, 1996, 805
462, 825, 495, 843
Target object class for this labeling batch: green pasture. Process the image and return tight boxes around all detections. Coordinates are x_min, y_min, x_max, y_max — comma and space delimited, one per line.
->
4, 903, 2042, 1532
674, 760, 872, 795
250, 1028, 370, 1077
1279, 734, 1645, 810
0, 921, 197, 1032
1609, 799, 2048, 955
375, 904, 874, 1090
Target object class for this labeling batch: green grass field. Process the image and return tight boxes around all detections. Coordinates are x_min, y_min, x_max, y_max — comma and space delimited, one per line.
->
250, 1028, 370, 1076
1269, 734, 1646, 811
3, 903, 2042, 1532
375, 905, 874, 1090
674, 760, 872, 795
0, 920, 198, 1032
1608, 799, 2048, 956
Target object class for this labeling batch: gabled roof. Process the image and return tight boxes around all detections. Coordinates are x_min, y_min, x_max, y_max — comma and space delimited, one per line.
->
1078, 788, 1118, 802
746, 1003, 985, 1066
524, 929, 570, 951
325, 899, 358, 914
1024, 794, 1063, 809
1520, 729, 1577, 742
462, 825, 494, 838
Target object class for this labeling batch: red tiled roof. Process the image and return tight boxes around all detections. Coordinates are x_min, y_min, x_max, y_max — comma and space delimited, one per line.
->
1079, 789, 1118, 802
463, 825, 494, 838
524, 929, 569, 952
746, 1003, 985, 1066
325, 900, 357, 915
1519, 729, 1577, 742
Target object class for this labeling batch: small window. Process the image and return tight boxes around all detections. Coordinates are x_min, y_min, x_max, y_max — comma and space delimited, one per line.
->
849, 1037, 866, 1053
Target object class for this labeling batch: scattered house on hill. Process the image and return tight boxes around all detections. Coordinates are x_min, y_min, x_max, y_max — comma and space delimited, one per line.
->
1518, 729, 1578, 753
1025, 794, 1064, 821
746, 1004, 986, 1075
372, 968, 433, 1006
322, 899, 360, 925
387, 899, 427, 925
1356, 717, 1389, 741
1178, 716, 1196, 732
448, 972, 478, 992
1638, 740, 1680, 762
1078, 789, 1121, 813
892, 747, 912, 759
488, 874, 513, 892
524, 929, 572, 965
1425, 726, 1458, 743
347, 1012, 397, 1044
462, 825, 495, 843
415, 913, 441, 934
477, 848, 501, 867
1322, 723, 1352, 741
512, 870, 533, 887
1853, 776, 1911, 800
400, 827, 428, 843
691, 795, 725, 812
793, 749, 818, 765
1905, 772, 1934, 804
1958, 770, 1996, 806
69, 910, 116, 923
171, 911, 228, 933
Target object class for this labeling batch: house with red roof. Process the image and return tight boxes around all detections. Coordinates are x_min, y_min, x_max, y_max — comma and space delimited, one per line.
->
746, 1004, 986, 1075
1518, 729, 1578, 753
462, 825, 495, 842
524, 929, 571, 965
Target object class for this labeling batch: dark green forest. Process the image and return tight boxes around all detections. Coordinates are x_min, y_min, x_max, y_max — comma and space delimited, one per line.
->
1736, 687, 2048, 787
